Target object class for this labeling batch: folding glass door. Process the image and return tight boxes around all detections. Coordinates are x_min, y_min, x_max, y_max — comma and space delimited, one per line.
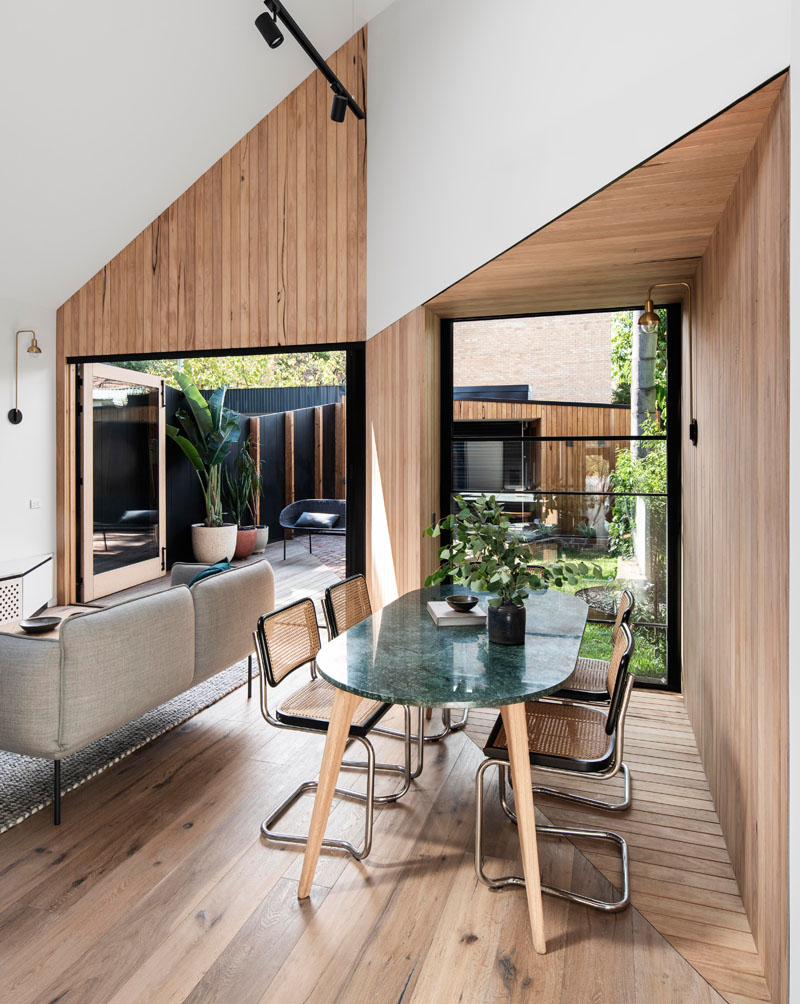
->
80, 363, 166, 600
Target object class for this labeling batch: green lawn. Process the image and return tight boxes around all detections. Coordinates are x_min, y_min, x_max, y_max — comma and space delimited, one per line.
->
540, 545, 666, 682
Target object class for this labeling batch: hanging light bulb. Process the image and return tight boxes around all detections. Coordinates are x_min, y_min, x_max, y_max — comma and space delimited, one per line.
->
638, 299, 660, 335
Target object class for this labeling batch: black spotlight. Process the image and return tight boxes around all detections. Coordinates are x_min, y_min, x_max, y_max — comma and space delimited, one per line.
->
255, 10, 284, 48
330, 92, 347, 123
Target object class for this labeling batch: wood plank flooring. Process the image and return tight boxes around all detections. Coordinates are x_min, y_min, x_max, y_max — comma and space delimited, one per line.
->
465, 691, 772, 1004
0, 674, 755, 1003
0, 550, 769, 1002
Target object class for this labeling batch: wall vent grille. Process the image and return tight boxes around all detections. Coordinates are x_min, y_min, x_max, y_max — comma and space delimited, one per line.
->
0, 580, 22, 622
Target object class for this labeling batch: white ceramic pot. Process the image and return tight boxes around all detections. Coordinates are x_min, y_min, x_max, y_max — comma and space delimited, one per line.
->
252, 525, 270, 553
191, 523, 238, 564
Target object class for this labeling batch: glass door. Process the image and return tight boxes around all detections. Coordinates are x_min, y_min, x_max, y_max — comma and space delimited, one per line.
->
446, 306, 681, 690
80, 363, 166, 600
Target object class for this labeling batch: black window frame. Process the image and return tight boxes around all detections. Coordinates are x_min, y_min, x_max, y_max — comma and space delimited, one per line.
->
71, 340, 366, 585
440, 303, 682, 693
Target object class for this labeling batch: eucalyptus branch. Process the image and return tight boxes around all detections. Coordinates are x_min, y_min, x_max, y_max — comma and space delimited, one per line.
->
424, 494, 599, 608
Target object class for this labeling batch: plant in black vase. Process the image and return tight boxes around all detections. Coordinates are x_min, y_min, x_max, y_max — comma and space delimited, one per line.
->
424, 494, 595, 645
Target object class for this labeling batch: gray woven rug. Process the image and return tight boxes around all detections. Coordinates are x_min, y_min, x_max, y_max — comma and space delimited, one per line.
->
0, 658, 249, 834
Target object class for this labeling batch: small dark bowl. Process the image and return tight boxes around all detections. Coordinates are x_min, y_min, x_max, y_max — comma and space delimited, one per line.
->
19, 617, 61, 635
446, 594, 479, 612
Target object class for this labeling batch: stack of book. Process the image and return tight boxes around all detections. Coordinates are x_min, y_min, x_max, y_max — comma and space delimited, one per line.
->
427, 600, 487, 627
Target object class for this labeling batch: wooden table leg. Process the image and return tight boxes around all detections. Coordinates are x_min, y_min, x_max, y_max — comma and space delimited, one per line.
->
297, 687, 361, 899
500, 702, 547, 955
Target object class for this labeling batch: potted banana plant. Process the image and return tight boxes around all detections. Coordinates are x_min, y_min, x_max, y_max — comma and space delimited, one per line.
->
166, 372, 242, 564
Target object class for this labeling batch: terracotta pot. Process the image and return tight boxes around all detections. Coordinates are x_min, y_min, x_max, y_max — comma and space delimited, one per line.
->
252, 525, 270, 553
488, 601, 526, 645
233, 526, 257, 560
191, 523, 238, 564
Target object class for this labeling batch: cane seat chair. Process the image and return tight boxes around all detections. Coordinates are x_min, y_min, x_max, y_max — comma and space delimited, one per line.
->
254, 598, 413, 861
474, 622, 635, 912
555, 589, 635, 703
323, 575, 465, 746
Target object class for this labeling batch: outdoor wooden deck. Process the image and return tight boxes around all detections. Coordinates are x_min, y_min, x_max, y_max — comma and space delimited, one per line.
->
92, 536, 344, 612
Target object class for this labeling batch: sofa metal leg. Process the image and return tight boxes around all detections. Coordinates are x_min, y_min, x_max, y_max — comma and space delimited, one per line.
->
53, 760, 61, 826
247, 654, 253, 699
308, 534, 312, 554
283, 538, 286, 560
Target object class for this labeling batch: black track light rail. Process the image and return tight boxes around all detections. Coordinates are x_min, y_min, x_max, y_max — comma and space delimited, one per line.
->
262, 1, 365, 121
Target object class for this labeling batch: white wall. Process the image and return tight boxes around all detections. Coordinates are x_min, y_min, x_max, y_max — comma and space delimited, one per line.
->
0, 0, 395, 309
366, 0, 791, 337
0, 300, 56, 566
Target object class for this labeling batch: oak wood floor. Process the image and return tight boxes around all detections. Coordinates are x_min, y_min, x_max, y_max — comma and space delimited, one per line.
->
0, 681, 756, 1003
0, 549, 769, 1002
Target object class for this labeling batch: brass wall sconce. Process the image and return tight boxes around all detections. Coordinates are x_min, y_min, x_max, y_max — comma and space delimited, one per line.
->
8, 329, 42, 425
639, 282, 697, 446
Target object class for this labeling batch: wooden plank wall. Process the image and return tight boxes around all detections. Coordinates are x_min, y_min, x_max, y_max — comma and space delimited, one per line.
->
366, 308, 440, 608
57, 31, 366, 358
539, 404, 631, 501
454, 400, 631, 527
682, 78, 789, 1004
55, 31, 366, 601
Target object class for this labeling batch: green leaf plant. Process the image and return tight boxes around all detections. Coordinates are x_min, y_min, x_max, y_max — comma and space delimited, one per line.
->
224, 436, 264, 527
166, 371, 242, 528
225, 441, 253, 528
424, 494, 599, 608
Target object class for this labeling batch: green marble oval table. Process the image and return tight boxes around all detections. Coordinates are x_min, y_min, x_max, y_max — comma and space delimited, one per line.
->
314, 585, 588, 709
298, 585, 589, 957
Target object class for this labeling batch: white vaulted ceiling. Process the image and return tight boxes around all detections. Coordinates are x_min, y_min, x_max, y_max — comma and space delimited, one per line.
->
0, 0, 395, 308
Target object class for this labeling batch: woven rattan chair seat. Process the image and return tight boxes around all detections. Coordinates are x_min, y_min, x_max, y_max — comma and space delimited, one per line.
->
278, 678, 384, 727
560, 656, 608, 694
493, 702, 612, 762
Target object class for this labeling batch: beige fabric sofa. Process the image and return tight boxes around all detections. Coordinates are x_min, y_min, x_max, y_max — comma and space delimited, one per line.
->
0, 558, 274, 823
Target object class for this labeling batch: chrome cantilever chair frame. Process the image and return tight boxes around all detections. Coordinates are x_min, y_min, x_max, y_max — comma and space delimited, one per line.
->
254, 603, 422, 861
526, 697, 632, 810
474, 624, 635, 912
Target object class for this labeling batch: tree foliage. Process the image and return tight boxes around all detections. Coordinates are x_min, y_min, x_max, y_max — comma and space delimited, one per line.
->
118, 351, 346, 389
607, 428, 667, 560
610, 309, 668, 422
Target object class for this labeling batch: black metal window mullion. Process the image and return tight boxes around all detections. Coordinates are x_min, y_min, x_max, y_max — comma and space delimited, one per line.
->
442, 304, 683, 694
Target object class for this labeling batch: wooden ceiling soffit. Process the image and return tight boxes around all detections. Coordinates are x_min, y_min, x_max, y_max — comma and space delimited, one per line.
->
426, 73, 785, 318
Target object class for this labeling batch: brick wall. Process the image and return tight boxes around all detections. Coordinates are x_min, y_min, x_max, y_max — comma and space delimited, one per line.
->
453, 312, 616, 403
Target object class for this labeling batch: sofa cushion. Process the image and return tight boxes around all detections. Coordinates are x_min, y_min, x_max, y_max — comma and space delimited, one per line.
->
0, 634, 62, 757
188, 558, 231, 587
295, 511, 339, 530
190, 559, 275, 685
57, 587, 195, 755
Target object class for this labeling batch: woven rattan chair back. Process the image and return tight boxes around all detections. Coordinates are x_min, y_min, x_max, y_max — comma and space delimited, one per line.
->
605, 621, 634, 734
257, 599, 321, 687
324, 574, 372, 638
611, 589, 635, 643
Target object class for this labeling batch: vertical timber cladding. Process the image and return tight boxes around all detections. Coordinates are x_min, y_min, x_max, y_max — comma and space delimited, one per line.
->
55, 29, 367, 601
366, 307, 441, 607
682, 79, 788, 1004
57, 29, 366, 357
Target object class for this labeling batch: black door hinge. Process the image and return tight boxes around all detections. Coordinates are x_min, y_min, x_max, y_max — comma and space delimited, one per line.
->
161, 547, 167, 571
161, 381, 165, 407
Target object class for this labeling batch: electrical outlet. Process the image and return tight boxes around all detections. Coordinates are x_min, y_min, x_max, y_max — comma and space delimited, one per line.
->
29, 498, 40, 510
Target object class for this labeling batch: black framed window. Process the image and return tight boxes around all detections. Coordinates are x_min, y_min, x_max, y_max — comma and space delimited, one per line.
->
441, 306, 681, 691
